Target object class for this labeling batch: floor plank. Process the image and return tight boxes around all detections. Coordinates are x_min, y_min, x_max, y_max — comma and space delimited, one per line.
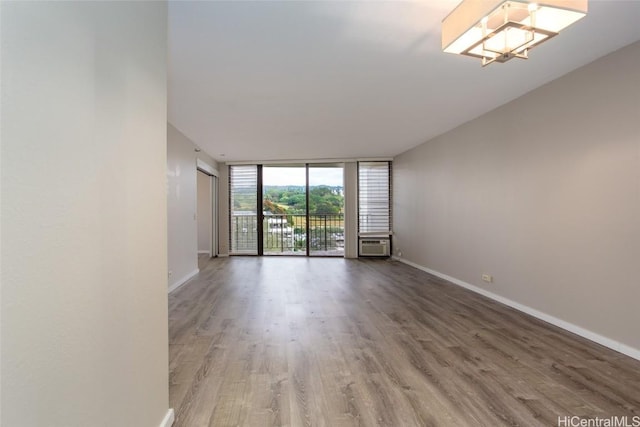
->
169, 257, 640, 427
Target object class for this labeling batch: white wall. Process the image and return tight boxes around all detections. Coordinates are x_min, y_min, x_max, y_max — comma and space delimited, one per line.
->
197, 170, 212, 254
1, 2, 171, 426
393, 42, 640, 357
167, 123, 218, 291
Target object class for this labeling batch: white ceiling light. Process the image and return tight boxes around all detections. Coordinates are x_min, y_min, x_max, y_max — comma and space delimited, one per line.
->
442, 0, 588, 66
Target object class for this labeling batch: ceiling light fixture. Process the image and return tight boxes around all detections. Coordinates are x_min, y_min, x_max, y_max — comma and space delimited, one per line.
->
442, 0, 587, 66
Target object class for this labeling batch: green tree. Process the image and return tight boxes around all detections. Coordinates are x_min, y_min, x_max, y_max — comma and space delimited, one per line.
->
262, 185, 343, 215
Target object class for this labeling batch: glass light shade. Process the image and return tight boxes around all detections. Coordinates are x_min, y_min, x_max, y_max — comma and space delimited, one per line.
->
442, 0, 587, 65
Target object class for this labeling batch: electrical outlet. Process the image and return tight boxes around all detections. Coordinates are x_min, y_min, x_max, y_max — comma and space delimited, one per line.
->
482, 274, 493, 283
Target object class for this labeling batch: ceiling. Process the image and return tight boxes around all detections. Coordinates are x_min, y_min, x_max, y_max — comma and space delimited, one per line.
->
168, 1, 640, 163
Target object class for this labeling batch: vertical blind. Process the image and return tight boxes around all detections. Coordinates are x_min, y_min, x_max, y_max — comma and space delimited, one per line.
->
229, 165, 258, 254
358, 161, 392, 234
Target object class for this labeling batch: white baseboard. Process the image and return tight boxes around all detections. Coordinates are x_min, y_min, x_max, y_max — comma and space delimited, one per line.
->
168, 268, 199, 294
217, 253, 229, 257
393, 256, 640, 362
198, 250, 210, 254
159, 409, 174, 427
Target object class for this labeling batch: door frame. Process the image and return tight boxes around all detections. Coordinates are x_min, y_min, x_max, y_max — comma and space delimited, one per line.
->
197, 159, 219, 257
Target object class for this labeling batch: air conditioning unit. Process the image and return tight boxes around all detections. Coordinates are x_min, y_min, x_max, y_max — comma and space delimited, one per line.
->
359, 238, 390, 257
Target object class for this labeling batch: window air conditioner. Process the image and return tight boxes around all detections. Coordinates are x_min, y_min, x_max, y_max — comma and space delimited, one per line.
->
359, 238, 390, 257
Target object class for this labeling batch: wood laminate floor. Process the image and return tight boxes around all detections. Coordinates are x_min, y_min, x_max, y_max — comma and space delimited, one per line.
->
169, 257, 640, 427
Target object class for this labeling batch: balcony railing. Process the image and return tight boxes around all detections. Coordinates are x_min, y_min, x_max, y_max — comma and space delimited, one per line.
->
230, 213, 344, 256
230, 214, 259, 254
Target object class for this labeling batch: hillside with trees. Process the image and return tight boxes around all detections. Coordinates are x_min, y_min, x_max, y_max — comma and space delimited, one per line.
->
263, 185, 343, 214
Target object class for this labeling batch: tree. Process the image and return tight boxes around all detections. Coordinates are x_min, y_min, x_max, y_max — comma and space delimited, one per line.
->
309, 186, 342, 214
262, 185, 343, 215
263, 199, 287, 214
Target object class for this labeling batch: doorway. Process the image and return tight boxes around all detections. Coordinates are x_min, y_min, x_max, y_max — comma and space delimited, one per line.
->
197, 168, 218, 259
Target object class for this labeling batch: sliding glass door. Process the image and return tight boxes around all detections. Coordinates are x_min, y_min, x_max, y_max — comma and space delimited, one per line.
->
229, 164, 344, 256
262, 165, 307, 255
308, 164, 344, 256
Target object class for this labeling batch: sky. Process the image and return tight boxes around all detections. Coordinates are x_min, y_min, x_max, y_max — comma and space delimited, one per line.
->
262, 166, 344, 187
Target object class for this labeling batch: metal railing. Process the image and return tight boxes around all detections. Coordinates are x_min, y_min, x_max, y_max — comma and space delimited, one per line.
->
230, 214, 258, 254
231, 213, 344, 255
307, 214, 344, 253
